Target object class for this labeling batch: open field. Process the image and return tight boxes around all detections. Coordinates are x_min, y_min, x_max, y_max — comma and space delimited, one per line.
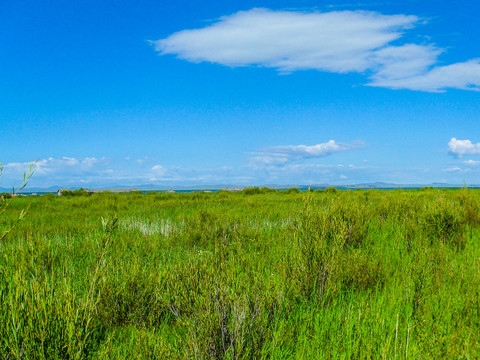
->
1, 188, 480, 359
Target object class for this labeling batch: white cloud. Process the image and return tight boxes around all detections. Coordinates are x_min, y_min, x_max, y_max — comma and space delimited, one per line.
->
368, 44, 440, 83
1, 157, 116, 188
442, 167, 469, 173
1, 156, 243, 188
150, 165, 167, 176
250, 140, 365, 165
151, 164, 165, 172
448, 138, 480, 158
370, 59, 480, 92
249, 162, 377, 185
154, 8, 480, 92
156, 9, 417, 73
5, 157, 102, 176
464, 159, 480, 166
148, 164, 238, 183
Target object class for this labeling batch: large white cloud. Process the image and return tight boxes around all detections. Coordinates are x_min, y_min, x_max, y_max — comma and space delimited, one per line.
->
448, 138, 480, 158
156, 9, 417, 73
154, 8, 480, 92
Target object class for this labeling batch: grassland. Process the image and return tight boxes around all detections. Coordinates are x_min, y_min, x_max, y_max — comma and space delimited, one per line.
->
1, 188, 480, 359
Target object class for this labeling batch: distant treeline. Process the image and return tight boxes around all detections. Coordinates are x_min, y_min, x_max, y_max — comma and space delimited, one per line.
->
55, 185, 454, 197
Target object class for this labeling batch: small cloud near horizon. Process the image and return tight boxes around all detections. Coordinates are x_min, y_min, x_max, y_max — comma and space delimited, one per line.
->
249, 140, 365, 166
448, 138, 480, 158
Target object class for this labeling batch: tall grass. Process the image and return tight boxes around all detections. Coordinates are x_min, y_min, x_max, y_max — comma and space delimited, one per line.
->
1, 189, 480, 358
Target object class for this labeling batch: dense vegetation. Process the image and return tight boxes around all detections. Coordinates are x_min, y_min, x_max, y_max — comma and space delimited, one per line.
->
1, 188, 480, 359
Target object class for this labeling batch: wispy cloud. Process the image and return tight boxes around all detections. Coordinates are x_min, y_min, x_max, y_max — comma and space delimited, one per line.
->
5, 157, 103, 176
2, 157, 114, 188
154, 8, 480, 92
249, 162, 377, 185
2, 156, 244, 188
442, 167, 469, 173
1, 150, 375, 188
250, 140, 365, 166
448, 138, 480, 158
149, 164, 238, 183
7, 141, 478, 188
464, 159, 480, 166
370, 59, 480, 92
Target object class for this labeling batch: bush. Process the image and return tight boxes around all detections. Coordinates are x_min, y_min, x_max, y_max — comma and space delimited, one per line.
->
243, 187, 261, 195
259, 187, 276, 193
325, 187, 338, 194
61, 189, 91, 197
1, 192, 12, 199
424, 198, 466, 248
73, 188, 91, 196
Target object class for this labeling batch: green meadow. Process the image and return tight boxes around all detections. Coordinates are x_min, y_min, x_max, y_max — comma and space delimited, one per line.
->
1, 188, 480, 359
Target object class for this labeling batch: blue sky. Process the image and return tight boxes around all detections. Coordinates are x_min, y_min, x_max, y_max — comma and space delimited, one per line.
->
1, 0, 480, 188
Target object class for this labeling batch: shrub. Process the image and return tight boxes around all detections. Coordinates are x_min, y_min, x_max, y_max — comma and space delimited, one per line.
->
60, 189, 91, 197
72, 188, 91, 196
243, 187, 261, 195
324, 187, 338, 194
424, 199, 466, 248
337, 251, 386, 292
259, 187, 275, 193
0, 192, 12, 199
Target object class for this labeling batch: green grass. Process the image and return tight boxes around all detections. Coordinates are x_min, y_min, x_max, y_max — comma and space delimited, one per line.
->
1, 189, 480, 358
